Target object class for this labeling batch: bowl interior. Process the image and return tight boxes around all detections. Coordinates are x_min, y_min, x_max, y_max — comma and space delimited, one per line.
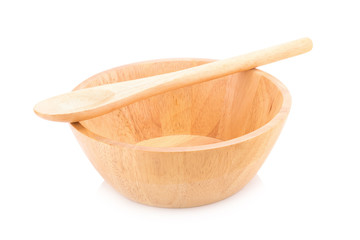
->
75, 59, 285, 147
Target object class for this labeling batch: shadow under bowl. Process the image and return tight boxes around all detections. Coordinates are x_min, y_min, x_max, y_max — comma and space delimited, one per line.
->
70, 58, 291, 208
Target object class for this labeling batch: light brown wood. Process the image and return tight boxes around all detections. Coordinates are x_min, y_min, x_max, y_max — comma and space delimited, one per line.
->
136, 135, 223, 147
35, 38, 310, 122
70, 58, 292, 208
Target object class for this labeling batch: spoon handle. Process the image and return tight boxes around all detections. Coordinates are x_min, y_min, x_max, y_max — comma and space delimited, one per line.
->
142, 37, 312, 93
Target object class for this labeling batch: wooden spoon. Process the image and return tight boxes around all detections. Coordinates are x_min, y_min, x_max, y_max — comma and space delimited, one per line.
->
34, 38, 312, 122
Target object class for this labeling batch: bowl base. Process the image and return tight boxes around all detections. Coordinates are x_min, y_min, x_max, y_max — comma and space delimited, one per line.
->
136, 134, 223, 147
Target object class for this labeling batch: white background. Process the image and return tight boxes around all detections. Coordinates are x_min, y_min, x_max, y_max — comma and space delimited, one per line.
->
1, 0, 359, 239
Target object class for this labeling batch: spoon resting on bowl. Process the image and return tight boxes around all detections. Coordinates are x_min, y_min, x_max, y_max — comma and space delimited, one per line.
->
34, 38, 312, 122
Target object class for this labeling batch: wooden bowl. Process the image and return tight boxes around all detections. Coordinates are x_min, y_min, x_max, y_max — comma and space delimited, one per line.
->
70, 58, 291, 208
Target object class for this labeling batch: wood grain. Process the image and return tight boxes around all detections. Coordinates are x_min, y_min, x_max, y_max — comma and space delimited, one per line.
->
35, 38, 308, 122
70, 58, 291, 208
136, 135, 223, 147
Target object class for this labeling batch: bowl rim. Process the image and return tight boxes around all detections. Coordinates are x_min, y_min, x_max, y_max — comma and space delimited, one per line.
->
70, 58, 291, 153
